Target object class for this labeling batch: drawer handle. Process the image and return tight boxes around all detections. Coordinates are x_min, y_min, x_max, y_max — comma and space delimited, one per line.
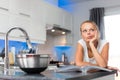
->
0, 7, 9, 11
19, 13, 30, 17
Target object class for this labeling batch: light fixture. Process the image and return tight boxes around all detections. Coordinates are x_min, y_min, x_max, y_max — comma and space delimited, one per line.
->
46, 24, 71, 36
62, 31, 65, 34
51, 29, 55, 32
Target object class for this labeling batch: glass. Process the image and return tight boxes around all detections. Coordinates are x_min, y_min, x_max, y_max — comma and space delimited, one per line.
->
81, 28, 96, 33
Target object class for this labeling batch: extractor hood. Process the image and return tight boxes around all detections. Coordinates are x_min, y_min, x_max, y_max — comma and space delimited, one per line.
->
46, 24, 71, 36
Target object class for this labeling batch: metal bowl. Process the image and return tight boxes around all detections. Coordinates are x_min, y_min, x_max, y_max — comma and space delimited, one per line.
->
16, 54, 50, 74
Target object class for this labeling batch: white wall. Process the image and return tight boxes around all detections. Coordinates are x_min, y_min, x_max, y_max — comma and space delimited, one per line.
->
62, 0, 120, 52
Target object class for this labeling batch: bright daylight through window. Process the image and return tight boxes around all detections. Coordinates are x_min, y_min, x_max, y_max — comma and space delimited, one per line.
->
104, 14, 120, 69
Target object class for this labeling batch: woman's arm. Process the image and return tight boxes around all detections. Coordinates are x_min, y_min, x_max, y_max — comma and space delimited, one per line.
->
89, 42, 109, 67
75, 43, 97, 66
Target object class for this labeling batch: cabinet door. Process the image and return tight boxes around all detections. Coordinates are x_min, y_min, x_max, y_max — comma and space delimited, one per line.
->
0, 13, 10, 33
0, 0, 10, 38
10, 0, 31, 16
0, 0, 9, 10
45, 3, 60, 25
30, 0, 46, 43
9, 14, 32, 41
62, 11, 73, 30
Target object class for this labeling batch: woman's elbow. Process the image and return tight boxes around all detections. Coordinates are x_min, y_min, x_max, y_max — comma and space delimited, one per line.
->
98, 63, 108, 68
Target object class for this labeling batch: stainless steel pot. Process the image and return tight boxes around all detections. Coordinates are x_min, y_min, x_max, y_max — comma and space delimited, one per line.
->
16, 54, 50, 74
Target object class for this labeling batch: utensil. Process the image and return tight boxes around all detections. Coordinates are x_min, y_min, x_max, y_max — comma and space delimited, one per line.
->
16, 54, 50, 74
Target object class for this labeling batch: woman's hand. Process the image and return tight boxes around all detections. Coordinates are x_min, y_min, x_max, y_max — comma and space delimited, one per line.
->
89, 31, 98, 45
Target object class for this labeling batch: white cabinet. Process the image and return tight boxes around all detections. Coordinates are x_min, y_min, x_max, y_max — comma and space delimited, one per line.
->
62, 11, 73, 30
0, 0, 10, 34
0, 0, 9, 11
30, 0, 46, 42
0, 0, 46, 43
0, 13, 10, 33
0, 0, 73, 43
9, 13, 31, 37
9, 13, 45, 43
9, 0, 31, 16
44, 3, 60, 25
44, 2, 73, 30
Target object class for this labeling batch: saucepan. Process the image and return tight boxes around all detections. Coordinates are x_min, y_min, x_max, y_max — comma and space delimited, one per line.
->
16, 54, 50, 74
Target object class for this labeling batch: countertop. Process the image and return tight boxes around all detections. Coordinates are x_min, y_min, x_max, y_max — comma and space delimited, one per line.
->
0, 66, 117, 80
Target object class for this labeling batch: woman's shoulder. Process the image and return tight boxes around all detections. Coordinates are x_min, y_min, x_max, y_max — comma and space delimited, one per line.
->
78, 39, 86, 46
78, 39, 85, 43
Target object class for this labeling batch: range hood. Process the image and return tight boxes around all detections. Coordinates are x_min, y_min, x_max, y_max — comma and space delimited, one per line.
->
46, 24, 71, 36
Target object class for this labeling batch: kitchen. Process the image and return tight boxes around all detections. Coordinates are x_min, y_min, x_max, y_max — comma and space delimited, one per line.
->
0, 0, 119, 80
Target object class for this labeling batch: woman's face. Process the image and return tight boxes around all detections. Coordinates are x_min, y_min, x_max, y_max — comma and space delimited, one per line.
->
81, 22, 97, 42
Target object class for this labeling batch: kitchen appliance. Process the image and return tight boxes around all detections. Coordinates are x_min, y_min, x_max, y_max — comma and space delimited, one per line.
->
46, 24, 71, 36
16, 54, 50, 74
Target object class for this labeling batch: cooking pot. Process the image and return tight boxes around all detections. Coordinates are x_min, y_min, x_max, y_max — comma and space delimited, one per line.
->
16, 54, 50, 74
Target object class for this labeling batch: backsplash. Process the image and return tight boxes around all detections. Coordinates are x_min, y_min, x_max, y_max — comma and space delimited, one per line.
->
38, 34, 74, 62
0, 34, 74, 62
0, 39, 37, 54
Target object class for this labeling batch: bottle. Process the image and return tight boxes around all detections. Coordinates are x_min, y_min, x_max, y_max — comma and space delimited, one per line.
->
64, 56, 68, 64
11, 47, 15, 64
62, 53, 65, 62
8, 51, 14, 65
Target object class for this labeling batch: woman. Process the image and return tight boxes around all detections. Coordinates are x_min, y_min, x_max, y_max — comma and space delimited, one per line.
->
75, 20, 109, 68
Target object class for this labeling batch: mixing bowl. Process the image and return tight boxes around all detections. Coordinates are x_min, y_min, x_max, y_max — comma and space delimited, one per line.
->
16, 54, 50, 74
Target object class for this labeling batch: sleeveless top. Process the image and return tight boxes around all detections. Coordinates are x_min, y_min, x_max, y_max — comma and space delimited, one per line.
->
78, 39, 108, 64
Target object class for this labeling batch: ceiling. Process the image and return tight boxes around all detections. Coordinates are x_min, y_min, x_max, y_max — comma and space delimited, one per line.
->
59, 0, 94, 4
58, 0, 94, 5
66, 0, 92, 3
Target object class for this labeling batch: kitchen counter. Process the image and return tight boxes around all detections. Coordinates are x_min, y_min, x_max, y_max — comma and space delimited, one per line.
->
0, 66, 117, 80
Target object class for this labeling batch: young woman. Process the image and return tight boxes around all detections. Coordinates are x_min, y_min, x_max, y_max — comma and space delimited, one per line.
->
75, 20, 109, 68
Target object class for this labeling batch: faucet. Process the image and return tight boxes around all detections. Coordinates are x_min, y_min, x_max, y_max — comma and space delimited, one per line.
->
4, 27, 32, 70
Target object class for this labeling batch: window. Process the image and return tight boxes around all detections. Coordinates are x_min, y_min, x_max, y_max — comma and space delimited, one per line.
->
104, 14, 120, 69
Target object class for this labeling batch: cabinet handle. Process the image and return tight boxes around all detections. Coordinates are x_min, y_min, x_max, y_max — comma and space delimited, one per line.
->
0, 7, 9, 11
19, 13, 30, 18
0, 32, 6, 36
19, 35, 26, 38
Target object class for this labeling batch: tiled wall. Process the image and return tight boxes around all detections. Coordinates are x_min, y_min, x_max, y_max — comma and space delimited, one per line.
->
0, 34, 74, 62
0, 39, 37, 54
38, 34, 66, 58
38, 34, 74, 62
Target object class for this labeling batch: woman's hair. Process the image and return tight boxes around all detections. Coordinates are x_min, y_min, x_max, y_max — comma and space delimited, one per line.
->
80, 20, 101, 39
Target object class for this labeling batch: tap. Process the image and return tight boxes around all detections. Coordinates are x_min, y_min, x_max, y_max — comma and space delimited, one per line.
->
4, 27, 32, 70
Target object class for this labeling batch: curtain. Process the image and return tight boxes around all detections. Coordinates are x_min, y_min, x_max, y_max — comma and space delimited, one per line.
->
89, 8, 105, 39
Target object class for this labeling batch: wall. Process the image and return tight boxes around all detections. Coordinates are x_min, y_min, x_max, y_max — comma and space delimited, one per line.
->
38, 34, 67, 60
0, 35, 68, 61
60, 0, 120, 52
0, 39, 37, 55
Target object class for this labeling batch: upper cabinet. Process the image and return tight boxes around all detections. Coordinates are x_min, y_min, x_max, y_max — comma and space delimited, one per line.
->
0, 12, 10, 34
62, 11, 73, 30
0, 0, 9, 11
9, 0, 31, 16
0, 0, 10, 35
30, 0, 46, 43
0, 0, 72, 43
43, 2, 73, 30
44, 3, 61, 25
